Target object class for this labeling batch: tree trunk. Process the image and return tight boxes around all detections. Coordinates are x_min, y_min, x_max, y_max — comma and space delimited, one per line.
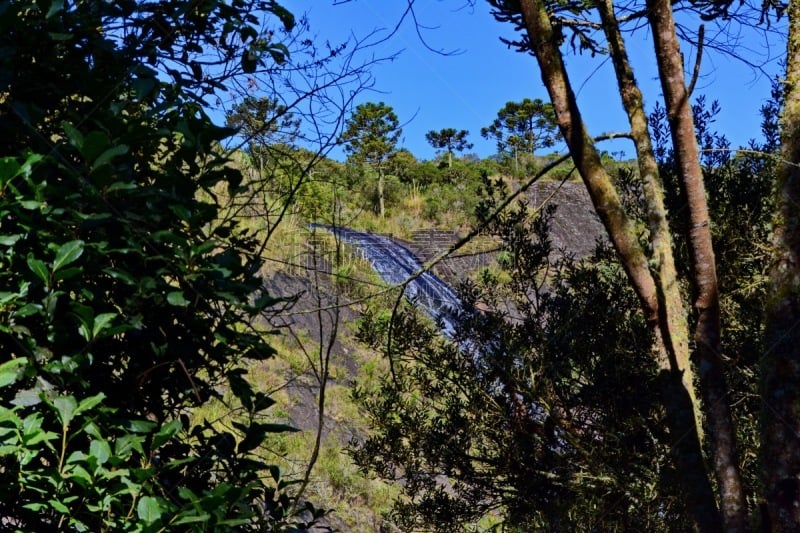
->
516, 0, 720, 529
646, 0, 745, 529
763, 0, 800, 529
514, 145, 519, 172
597, 0, 690, 407
378, 168, 385, 218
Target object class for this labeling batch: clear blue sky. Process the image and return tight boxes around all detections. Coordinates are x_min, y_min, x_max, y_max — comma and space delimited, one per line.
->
283, 1, 786, 161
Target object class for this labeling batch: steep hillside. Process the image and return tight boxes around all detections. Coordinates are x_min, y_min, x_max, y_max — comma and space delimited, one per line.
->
239, 179, 605, 530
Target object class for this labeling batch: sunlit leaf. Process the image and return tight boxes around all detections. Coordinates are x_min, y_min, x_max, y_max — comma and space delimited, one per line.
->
137, 496, 163, 524
52, 240, 84, 272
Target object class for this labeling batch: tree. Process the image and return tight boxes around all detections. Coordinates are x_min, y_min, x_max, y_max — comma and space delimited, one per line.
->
480, 98, 558, 172
425, 128, 473, 168
341, 102, 402, 217
0, 1, 329, 529
387, 148, 421, 184
482, 0, 757, 528
763, 1, 800, 528
355, 193, 680, 529
226, 96, 301, 177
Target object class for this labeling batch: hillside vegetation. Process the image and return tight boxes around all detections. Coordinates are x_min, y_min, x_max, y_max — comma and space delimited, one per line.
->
214, 89, 774, 528
3, 1, 798, 531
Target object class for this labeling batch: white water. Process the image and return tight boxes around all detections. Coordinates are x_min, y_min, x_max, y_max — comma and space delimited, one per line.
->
311, 224, 462, 337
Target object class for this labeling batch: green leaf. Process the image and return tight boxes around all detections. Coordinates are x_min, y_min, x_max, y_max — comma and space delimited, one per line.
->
51, 395, 77, 428
72, 303, 94, 342
105, 181, 137, 193
82, 421, 102, 440
53, 266, 82, 282
80, 131, 110, 162
269, 465, 281, 483
267, 45, 288, 65
92, 313, 117, 339
89, 439, 111, 465
137, 496, 163, 524
0, 291, 17, 306
74, 393, 105, 417
91, 144, 129, 171
12, 303, 41, 318
216, 518, 251, 527
67, 451, 88, 463
12, 388, 42, 407
27, 255, 49, 284
22, 503, 47, 512
152, 418, 181, 449
61, 121, 83, 150
0, 358, 27, 388
46, 0, 64, 18
20, 200, 41, 210
102, 267, 136, 285
177, 487, 197, 501
228, 372, 253, 410
65, 464, 92, 487
52, 240, 84, 272
237, 423, 270, 453
167, 291, 189, 307
124, 420, 157, 434
252, 392, 276, 412
0, 158, 21, 182
48, 498, 70, 514
172, 514, 211, 525
0, 233, 21, 246
115, 434, 145, 457
268, 2, 296, 31
19, 153, 44, 177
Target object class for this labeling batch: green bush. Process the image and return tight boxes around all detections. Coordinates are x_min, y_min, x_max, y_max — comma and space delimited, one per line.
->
0, 1, 320, 530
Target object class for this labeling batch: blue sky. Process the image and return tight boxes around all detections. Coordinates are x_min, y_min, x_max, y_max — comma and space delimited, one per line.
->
283, 1, 786, 161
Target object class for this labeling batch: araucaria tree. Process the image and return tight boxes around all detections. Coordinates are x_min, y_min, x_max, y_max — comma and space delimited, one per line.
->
480, 97, 558, 172
341, 102, 402, 217
226, 96, 301, 177
425, 128, 473, 167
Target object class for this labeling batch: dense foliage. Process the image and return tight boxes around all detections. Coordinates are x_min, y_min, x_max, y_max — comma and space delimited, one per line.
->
0, 1, 322, 530
351, 94, 779, 530
353, 188, 681, 530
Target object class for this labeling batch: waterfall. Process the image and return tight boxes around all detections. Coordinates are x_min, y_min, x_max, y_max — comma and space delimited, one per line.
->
310, 224, 462, 337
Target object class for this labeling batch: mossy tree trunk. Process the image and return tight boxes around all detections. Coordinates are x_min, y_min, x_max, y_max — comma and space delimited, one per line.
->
645, 0, 745, 529
763, 0, 800, 529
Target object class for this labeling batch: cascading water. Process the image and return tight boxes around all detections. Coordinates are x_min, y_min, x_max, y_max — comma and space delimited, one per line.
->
310, 224, 462, 337
313, 225, 558, 448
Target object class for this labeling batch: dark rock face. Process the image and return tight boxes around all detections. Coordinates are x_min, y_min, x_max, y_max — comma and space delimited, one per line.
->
405, 181, 606, 283
528, 181, 606, 259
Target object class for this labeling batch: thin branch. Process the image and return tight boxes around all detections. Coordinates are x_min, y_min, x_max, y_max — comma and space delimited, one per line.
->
687, 24, 705, 96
